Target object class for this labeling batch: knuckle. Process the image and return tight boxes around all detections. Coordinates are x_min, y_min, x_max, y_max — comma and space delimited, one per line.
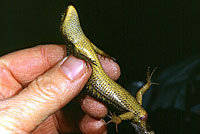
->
38, 76, 60, 96
38, 46, 51, 70
29, 75, 63, 104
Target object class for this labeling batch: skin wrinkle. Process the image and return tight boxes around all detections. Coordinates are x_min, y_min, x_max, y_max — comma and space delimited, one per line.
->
11, 58, 32, 86
39, 45, 52, 73
35, 45, 66, 67
0, 60, 20, 86
2, 87, 52, 133
27, 79, 64, 115
29, 79, 57, 106
0, 100, 11, 112
0, 86, 13, 99
0, 122, 28, 134
34, 77, 58, 103
15, 105, 42, 133
0, 92, 5, 99
30, 63, 72, 104
0, 110, 29, 134
22, 49, 49, 86
54, 113, 62, 133
37, 71, 68, 107
32, 116, 60, 134
52, 114, 60, 133
9, 100, 47, 133
53, 112, 64, 133
0, 123, 13, 132
30, 69, 67, 110
0, 61, 22, 98
0, 45, 65, 87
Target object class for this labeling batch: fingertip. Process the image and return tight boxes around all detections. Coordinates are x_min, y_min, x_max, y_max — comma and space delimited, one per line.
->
98, 55, 121, 81
81, 96, 107, 118
79, 115, 107, 134
35, 44, 66, 67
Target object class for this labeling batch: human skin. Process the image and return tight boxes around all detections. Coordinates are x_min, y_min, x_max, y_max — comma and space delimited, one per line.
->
0, 44, 121, 134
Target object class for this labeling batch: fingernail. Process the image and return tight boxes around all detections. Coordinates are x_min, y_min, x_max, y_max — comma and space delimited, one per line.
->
61, 56, 86, 80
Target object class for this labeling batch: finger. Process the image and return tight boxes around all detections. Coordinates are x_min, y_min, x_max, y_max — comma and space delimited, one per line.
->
81, 96, 107, 118
33, 109, 82, 134
0, 56, 91, 133
0, 44, 65, 86
32, 114, 59, 134
56, 103, 84, 133
0, 44, 65, 99
98, 54, 120, 81
56, 96, 107, 134
79, 115, 107, 134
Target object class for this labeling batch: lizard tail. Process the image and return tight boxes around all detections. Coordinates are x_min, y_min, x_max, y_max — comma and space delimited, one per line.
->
60, 5, 86, 44
131, 121, 155, 134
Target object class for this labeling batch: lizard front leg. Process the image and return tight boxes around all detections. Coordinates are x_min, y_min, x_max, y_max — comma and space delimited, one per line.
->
72, 47, 97, 65
107, 111, 135, 132
91, 43, 116, 61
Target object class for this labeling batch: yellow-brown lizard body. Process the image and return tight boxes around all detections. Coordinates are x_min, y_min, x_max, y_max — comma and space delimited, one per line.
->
60, 5, 154, 134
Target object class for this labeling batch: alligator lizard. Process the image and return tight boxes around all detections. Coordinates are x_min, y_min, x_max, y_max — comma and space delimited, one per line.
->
60, 5, 155, 134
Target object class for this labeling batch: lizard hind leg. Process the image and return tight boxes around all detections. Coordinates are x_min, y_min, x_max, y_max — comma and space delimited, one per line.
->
136, 67, 158, 105
91, 43, 116, 61
146, 66, 158, 85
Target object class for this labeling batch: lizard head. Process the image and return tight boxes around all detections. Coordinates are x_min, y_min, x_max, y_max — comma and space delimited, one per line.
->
60, 5, 87, 46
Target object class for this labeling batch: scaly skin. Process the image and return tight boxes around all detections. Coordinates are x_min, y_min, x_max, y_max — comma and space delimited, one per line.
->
60, 5, 154, 134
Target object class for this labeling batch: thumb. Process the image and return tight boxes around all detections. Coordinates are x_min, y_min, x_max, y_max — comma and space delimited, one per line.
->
0, 56, 91, 133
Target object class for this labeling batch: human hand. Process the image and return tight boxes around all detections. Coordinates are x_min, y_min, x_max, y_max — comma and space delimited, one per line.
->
0, 45, 121, 134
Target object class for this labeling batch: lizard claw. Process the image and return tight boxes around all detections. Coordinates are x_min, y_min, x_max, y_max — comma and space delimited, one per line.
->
146, 66, 158, 85
106, 112, 121, 132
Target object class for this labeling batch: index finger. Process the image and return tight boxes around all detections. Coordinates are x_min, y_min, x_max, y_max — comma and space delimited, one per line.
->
0, 44, 65, 98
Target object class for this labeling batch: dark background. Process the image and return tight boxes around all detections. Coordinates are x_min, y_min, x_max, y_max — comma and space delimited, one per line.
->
1, 0, 200, 134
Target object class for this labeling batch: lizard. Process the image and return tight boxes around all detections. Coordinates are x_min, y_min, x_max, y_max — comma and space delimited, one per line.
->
60, 5, 155, 134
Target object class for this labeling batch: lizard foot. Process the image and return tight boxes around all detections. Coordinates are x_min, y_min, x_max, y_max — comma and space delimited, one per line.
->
106, 112, 121, 132
146, 66, 158, 85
